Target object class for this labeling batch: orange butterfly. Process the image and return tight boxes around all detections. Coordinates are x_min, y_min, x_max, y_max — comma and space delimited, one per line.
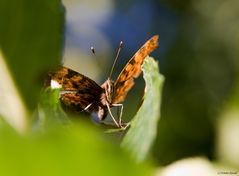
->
49, 35, 159, 128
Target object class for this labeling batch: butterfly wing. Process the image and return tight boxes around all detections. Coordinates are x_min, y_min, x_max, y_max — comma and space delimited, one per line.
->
50, 66, 104, 111
112, 35, 159, 104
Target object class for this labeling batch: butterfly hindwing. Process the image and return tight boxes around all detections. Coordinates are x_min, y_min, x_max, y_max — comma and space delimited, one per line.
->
112, 35, 159, 104
50, 67, 104, 110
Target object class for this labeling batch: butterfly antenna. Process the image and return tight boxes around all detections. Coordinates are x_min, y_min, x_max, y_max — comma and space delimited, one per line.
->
109, 41, 123, 79
90, 46, 96, 55
90, 46, 104, 71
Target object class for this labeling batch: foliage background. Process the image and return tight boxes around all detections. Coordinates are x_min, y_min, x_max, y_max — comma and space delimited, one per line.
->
62, 0, 239, 168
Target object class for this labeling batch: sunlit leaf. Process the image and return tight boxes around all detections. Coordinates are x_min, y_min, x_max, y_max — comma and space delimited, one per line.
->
0, 50, 29, 133
121, 56, 164, 162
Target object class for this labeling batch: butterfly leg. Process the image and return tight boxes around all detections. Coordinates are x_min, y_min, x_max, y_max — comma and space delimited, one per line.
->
83, 103, 93, 111
113, 104, 131, 129
112, 103, 123, 126
106, 102, 120, 128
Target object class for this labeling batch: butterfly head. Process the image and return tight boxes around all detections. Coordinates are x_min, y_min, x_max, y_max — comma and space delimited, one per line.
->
100, 41, 123, 105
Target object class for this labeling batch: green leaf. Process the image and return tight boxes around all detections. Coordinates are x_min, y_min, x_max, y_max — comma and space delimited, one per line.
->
121, 56, 164, 162
0, 0, 65, 111
34, 88, 70, 131
0, 123, 153, 176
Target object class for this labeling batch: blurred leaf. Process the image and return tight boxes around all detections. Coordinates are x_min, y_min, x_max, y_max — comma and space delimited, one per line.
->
34, 88, 70, 131
0, 122, 153, 176
156, 157, 216, 176
121, 56, 164, 162
0, 0, 65, 112
217, 109, 239, 168
0, 51, 28, 133
216, 76, 239, 168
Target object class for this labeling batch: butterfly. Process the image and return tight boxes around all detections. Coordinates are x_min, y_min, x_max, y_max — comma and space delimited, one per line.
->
49, 35, 159, 128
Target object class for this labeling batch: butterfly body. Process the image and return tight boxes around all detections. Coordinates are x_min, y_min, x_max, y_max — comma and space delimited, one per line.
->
49, 35, 159, 127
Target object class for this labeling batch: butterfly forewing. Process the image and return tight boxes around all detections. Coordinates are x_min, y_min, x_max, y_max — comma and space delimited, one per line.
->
112, 35, 159, 104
